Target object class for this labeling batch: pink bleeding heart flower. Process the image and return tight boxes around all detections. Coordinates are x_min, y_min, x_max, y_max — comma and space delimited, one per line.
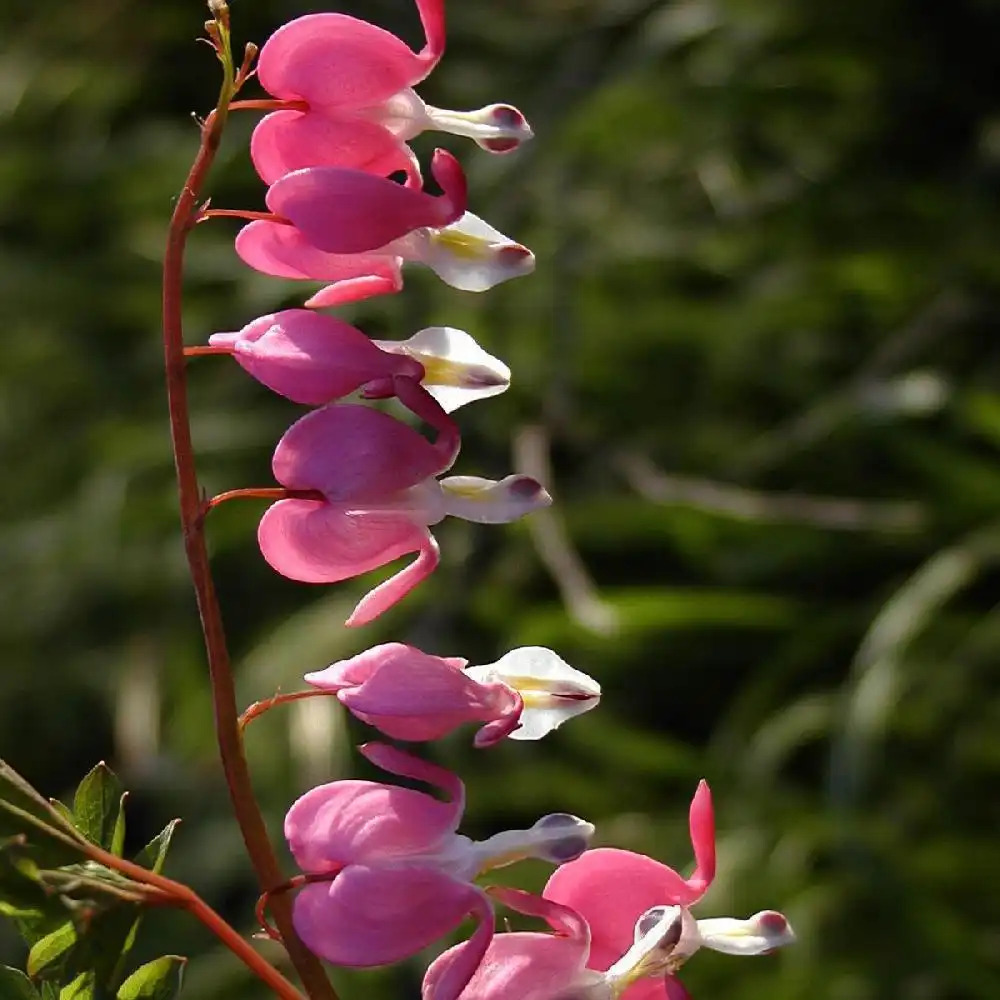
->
251, 3, 532, 185
266, 148, 466, 255
426, 889, 794, 1000
258, 404, 551, 626
303, 643, 601, 747
286, 743, 594, 1000
207, 312, 509, 412
543, 784, 795, 1000
236, 208, 534, 309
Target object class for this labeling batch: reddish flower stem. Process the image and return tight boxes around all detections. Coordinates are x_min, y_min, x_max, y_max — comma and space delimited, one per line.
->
207, 486, 326, 511
184, 344, 232, 357
160, 13, 337, 1000
198, 208, 290, 224
79, 841, 304, 1000
231, 98, 309, 113
240, 689, 334, 729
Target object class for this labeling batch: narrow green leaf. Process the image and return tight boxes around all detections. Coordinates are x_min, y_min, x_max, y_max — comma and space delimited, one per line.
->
116, 957, 186, 1000
134, 820, 179, 875
72, 765, 124, 851
26, 921, 78, 978
0, 966, 40, 1000
59, 972, 95, 1000
41, 986, 59, 1000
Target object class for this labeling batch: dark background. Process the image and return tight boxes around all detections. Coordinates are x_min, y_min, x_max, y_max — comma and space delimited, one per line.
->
1, 0, 999, 997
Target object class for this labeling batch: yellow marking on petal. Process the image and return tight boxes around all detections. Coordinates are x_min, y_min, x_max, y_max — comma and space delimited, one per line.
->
431, 229, 493, 259
413, 353, 469, 386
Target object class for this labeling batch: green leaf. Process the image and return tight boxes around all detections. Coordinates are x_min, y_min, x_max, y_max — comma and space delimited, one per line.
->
134, 820, 179, 876
59, 973, 94, 1000
0, 966, 40, 1000
72, 765, 125, 852
116, 957, 186, 1000
27, 920, 78, 978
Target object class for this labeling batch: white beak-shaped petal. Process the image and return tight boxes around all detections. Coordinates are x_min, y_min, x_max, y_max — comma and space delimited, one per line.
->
418, 212, 535, 292
696, 911, 796, 956
374, 326, 511, 413
466, 647, 601, 740
440, 474, 551, 524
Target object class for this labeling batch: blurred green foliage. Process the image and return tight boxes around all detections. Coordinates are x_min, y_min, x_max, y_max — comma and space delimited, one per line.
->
2, 0, 1000, 997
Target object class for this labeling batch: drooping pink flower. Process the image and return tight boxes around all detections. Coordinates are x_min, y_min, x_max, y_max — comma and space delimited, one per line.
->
426, 887, 794, 1000
303, 643, 601, 747
236, 208, 534, 309
251, 4, 532, 185
258, 404, 551, 626
207, 312, 509, 412
286, 743, 594, 999
541, 784, 795, 1000
544, 783, 716, 972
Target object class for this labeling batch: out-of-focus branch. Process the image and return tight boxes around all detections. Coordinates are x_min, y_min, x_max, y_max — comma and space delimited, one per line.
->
618, 452, 925, 532
515, 425, 617, 634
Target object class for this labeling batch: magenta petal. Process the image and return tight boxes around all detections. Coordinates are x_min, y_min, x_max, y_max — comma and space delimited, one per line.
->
235, 219, 402, 284
424, 889, 590, 1000
222, 309, 410, 405
251, 110, 420, 185
272, 404, 447, 499
544, 849, 705, 969
292, 866, 489, 968
415, 0, 446, 66
687, 780, 716, 896
266, 150, 465, 254
258, 13, 431, 110
284, 763, 462, 870
257, 501, 428, 585
345, 531, 440, 627
305, 642, 467, 691
335, 645, 517, 742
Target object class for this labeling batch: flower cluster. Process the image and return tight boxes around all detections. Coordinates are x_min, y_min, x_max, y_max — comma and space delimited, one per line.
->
199, 1, 797, 998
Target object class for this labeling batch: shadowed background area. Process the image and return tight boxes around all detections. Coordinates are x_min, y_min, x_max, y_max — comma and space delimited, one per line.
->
1, 0, 999, 997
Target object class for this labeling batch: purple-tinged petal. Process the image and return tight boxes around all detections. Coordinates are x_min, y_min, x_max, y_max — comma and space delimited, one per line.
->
266, 149, 466, 254
292, 866, 488, 969
272, 404, 448, 499
209, 309, 420, 405
284, 744, 464, 869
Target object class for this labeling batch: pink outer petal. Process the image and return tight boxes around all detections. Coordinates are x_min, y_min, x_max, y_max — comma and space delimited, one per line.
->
620, 980, 685, 1000
424, 888, 590, 1000
346, 531, 440, 627
209, 309, 417, 406
257, 13, 438, 111
284, 745, 463, 871
544, 848, 706, 969
305, 642, 470, 692
334, 645, 520, 743
393, 377, 461, 469
687, 780, 716, 896
415, 0, 446, 65
266, 149, 466, 254
272, 404, 448, 499
292, 866, 490, 970
251, 110, 420, 186
235, 219, 402, 284
304, 271, 403, 308
257, 500, 429, 585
